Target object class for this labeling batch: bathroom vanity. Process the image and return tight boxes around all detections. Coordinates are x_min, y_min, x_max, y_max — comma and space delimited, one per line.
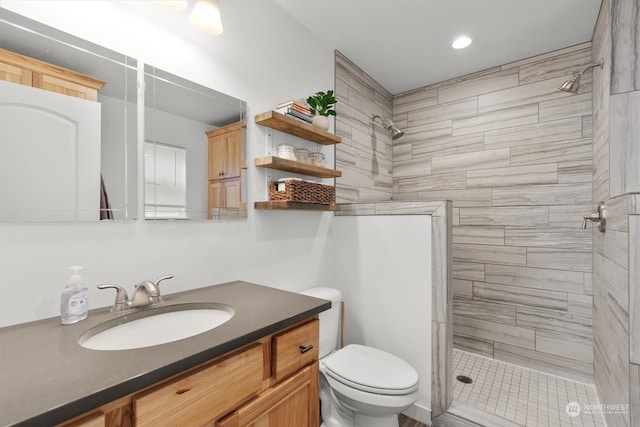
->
0, 281, 329, 427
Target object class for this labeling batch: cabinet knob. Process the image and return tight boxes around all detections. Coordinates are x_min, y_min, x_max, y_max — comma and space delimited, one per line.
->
218, 171, 225, 177
299, 344, 314, 354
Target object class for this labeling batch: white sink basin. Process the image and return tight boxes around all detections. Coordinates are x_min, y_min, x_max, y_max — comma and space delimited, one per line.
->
79, 303, 234, 351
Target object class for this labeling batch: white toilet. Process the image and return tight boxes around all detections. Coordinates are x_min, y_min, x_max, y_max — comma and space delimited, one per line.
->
301, 287, 419, 427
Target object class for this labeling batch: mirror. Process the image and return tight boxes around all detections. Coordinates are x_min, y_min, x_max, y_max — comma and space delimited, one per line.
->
0, 9, 137, 221
144, 65, 247, 221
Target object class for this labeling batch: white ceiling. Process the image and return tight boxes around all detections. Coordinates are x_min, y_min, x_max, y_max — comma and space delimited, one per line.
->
274, 0, 603, 95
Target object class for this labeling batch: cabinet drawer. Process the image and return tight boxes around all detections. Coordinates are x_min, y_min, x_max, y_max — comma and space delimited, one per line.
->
272, 319, 319, 382
133, 344, 263, 426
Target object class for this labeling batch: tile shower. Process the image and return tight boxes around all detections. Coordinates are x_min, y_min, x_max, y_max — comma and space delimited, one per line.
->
335, 0, 640, 424
337, 40, 595, 379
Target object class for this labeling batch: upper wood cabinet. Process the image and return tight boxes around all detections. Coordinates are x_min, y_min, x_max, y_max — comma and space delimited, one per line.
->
0, 48, 105, 101
207, 121, 245, 180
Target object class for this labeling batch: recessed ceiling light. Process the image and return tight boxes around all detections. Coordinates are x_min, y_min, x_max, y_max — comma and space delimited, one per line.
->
452, 36, 472, 50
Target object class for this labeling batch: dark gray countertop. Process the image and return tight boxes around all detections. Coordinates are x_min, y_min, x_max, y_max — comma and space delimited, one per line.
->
0, 281, 330, 427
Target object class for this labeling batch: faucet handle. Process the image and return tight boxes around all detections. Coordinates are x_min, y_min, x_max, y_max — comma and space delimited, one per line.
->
153, 274, 174, 291
152, 275, 174, 303
97, 284, 129, 312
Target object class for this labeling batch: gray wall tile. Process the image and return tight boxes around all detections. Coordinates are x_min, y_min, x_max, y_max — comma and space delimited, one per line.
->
473, 281, 568, 311
536, 331, 593, 364
494, 343, 593, 383
485, 264, 584, 294
610, 91, 640, 196
453, 297, 517, 325
454, 315, 535, 349
484, 117, 583, 150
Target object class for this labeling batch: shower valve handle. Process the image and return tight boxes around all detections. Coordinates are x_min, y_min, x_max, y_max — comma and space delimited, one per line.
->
582, 202, 606, 232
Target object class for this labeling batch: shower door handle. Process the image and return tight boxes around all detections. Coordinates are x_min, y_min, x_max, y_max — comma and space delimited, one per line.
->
582, 202, 606, 232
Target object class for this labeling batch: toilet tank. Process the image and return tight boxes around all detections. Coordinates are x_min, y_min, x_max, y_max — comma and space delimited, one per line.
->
300, 287, 342, 358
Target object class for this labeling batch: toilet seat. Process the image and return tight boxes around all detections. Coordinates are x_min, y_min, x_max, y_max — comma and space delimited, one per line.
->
323, 344, 419, 395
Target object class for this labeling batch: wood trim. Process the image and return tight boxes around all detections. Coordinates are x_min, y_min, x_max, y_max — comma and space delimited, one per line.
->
340, 301, 345, 349
307, 362, 319, 427
205, 120, 247, 138
0, 48, 105, 91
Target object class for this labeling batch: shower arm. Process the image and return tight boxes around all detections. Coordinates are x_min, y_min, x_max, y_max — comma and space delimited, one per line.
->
371, 114, 390, 129
371, 114, 384, 126
573, 61, 603, 77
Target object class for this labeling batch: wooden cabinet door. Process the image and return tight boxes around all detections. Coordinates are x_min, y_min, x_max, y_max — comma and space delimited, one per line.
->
208, 131, 242, 179
217, 362, 319, 427
223, 177, 241, 208
208, 178, 241, 218
207, 122, 243, 180
209, 135, 228, 180
209, 180, 225, 212
224, 130, 242, 178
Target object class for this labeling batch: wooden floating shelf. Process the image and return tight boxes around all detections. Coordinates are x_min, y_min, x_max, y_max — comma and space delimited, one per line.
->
254, 156, 342, 178
255, 201, 340, 211
255, 110, 341, 145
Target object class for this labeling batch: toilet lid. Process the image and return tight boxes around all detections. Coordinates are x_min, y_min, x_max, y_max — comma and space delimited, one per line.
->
323, 344, 419, 395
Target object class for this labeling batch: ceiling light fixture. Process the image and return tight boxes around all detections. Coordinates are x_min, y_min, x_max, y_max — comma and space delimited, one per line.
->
189, 0, 224, 35
155, 0, 188, 12
452, 36, 472, 50
155, 0, 224, 35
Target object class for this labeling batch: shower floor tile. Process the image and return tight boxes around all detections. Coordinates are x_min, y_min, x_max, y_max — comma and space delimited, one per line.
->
453, 349, 606, 427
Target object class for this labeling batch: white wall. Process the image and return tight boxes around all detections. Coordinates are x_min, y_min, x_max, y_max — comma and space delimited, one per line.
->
0, 0, 336, 327
332, 215, 432, 422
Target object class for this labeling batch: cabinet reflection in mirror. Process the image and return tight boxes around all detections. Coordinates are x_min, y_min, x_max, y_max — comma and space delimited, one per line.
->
0, 9, 137, 221
144, 65, 247, 221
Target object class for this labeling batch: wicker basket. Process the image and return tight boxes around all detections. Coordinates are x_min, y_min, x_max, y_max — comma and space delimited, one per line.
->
269, 179, 335, 205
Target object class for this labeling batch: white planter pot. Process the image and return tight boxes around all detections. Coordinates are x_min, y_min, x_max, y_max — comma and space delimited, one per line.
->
312, 115, 330, 131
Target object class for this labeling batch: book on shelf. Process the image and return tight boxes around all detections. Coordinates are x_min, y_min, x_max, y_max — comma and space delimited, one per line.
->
277, 99, 295, 109
275, 106, 313, 123
277, 100, 311, 114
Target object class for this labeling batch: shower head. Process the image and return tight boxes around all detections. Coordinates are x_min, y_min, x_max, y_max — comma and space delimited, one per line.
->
371, 114, 405, 140
388, 124, 405, 140
559, 74, 582, 95
559, 61, 603, 95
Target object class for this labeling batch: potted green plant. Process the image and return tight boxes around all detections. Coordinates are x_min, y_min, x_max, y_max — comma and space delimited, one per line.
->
306, 90, 337, 131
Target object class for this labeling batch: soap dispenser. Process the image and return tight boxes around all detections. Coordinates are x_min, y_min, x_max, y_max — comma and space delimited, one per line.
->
60, 266, 89, 325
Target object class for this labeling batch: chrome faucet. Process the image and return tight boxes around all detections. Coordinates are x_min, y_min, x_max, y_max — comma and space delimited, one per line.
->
130, 280, 160, 307
98, 274, 174, 312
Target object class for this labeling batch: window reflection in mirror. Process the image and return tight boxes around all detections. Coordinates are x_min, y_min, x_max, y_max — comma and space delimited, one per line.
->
145, 141, 187, 220
0, 9, 137, 221
144, 65, 247, 221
